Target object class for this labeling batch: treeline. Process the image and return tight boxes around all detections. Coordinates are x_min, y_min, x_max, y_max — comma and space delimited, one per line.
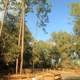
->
0, 20, 32, 74
0, 0, 51, 74
0, 0, 80, 75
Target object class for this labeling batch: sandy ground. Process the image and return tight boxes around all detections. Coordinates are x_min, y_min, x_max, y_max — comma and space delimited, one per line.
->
2, 69, 80, 80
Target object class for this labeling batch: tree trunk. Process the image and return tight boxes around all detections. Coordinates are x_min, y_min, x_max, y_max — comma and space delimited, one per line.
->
0, 0, 9, 36
16, 15, 22, 74
20, 0, 25, 74
16, 58, 18, 74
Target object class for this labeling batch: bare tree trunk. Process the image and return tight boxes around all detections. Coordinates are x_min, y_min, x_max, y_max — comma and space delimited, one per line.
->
20, 0, 25, 74
16, 16, 22, 74
16, 58, 18, 74
0, 0, 9, 36
16, 0, 25, 74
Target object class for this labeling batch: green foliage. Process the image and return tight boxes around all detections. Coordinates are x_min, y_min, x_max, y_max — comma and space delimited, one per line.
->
0, 0, 51, 28
0, 22, 32, 65
50, 32, 74, 68
70, 3, 80, 36
0, 0, 51, 32
51, 32, 72, 53
70, 3, 80, 17
28, 40, 61, 68
0, 22, 19, 64
23, 26, 32, 67
25, 0, 51, 28
29, 41, 52, 68
0, 0, 51, 69
70, 3, 80, 67
73, 18, 80, 36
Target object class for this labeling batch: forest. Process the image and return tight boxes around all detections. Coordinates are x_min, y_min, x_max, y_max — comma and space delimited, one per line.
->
0, 0, 80, 80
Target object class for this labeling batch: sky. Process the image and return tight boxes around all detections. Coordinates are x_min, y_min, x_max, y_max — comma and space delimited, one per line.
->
0, 0, 80, 41
26, 0, 80, 41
